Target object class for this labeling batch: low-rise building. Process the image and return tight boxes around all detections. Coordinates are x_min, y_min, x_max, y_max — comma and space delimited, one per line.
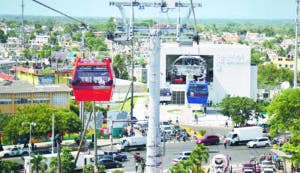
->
0, 80, 70, 114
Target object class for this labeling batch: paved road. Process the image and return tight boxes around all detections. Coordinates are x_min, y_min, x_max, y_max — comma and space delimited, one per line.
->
100, 125, 271, 173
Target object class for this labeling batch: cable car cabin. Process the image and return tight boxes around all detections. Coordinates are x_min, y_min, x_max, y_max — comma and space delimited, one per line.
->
186, 80, 208, 105
71, 57, 114, 101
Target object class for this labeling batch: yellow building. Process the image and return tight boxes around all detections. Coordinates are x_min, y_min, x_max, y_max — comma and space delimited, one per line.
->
13, 66, 73, 86
271, 56, 300, 71
0, 80, 71, 114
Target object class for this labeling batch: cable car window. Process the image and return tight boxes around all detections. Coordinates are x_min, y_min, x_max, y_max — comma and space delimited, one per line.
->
74, 66, 111, 85
189, 84, 206, 92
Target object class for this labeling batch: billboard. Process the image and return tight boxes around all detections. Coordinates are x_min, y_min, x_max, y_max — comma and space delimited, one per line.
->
107, 111, 128, 130
38, 76, 55, 85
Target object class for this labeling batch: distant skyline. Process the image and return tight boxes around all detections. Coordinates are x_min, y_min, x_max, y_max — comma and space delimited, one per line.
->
0, 0, 297, 20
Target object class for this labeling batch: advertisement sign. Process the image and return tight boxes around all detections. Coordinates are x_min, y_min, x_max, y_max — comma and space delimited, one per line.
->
107, 111, 128, 130
38, 76, 55, 85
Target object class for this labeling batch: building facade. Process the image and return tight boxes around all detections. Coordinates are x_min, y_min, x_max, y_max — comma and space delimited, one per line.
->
0, 80, 71, 114
159, 43, 257, 104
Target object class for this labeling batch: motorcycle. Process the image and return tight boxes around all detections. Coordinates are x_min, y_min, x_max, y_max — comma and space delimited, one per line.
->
134, 152, 144, 163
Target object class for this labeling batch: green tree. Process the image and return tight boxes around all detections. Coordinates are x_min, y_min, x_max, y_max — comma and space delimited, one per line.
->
262, 39, 275, 49
258, 64, 293, 87
189, 144, 209, 173
169, 144, 209, 173
267, 88, 300, 167
217, 95, 261, 126
276, 46, 286, 57
0, 29, 8, 43
251, 49, 265, 65
50, 147, 76, 173
104, 17, 116, 31
3, 104, 81, 144
0, 160, 23, 173
112, 54, 129, 79
31, 154, 46, 173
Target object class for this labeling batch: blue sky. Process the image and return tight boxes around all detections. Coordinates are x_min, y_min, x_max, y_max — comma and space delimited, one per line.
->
0, 0, 296, 20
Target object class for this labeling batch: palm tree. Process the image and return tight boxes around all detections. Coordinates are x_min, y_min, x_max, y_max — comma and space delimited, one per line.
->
30, 154, 45, 173
189, 144, 209, 173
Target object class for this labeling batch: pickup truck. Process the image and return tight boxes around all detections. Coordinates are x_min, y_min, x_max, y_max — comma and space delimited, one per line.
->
0, 147, 29, 158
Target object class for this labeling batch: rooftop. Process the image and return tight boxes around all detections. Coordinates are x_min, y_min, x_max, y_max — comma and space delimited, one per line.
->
0, 80, 71, 94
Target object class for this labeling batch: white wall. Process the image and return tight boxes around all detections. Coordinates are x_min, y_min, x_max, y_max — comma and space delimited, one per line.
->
160, 43, 254, 103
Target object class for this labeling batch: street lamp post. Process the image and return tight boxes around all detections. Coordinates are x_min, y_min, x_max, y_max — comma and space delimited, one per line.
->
22, 122, 36, 173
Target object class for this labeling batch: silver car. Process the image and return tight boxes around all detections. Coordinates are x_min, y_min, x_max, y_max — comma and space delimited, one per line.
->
247, 137, 271, 148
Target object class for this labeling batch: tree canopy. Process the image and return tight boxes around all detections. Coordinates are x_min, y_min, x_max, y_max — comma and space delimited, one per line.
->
112, 54, 129, 80
258, 64, 293, 87
169, 144, 209, 173
217, 95, 262, 126
267, 88, 300, 167
2, 104, 81, 144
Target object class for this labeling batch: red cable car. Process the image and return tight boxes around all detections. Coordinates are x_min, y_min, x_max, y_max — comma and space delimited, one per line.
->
71, 57, 114, 101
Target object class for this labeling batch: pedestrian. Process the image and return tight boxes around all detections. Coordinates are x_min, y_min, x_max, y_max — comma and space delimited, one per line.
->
31, 142, 35, 151
225, 120, 228, 127
223, 139, 227, 149
141, 159, 146, 173
135, 161, 139, 173
194, 114, 198, 124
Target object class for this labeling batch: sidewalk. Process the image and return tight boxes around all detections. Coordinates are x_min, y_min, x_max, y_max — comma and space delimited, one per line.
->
3, 137, 122, 151
132, 97, 232, 128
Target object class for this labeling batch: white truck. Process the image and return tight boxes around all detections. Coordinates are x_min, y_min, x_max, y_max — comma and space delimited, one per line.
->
0, 146, 29, 158
225, 126, 263, 146
116, 136, 147, 152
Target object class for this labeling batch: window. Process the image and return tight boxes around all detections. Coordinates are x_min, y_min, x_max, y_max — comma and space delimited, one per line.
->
0, 99, 12, 104
33, 98, 49, 103
74, 66, 110, 85
52, 93, 68, 106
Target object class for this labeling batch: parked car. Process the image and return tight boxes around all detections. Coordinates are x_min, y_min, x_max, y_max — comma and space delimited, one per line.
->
258, 123, 270, 133
161, 125, 173, 136
177, 151, 192, 157
196, 134, 220, 145
104, 151, 128, 162
243, 169, 254, 173
247, 137, 271, 148
130, 116, 137, 124
172, 155, 189, 165
97, 159, 122, 169
0, 147, 29, 158
261, 168, 276, 173
260, 160, 275, 170
242, 162, 260, 173
271, 134, 291, 146
171, 125, 182, 132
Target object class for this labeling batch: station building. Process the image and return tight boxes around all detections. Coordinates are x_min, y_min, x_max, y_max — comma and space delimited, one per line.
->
0, 80, 71, 114
159, 43, 257, 104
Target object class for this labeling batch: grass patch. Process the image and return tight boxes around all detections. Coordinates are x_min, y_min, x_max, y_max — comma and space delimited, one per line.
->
167, 109, 182, 114
112, 96, 145, 111
192, 110, 204, 115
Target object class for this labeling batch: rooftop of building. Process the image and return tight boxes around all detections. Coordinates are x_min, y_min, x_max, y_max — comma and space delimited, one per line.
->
0, 80, 71, 94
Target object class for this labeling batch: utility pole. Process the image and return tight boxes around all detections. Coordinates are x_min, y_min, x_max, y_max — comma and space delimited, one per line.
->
146, 29, 162, 173
295, 0, 299, 88
130, 0, 135, 133
21, 0, 25, 50
93, 102, 98, 173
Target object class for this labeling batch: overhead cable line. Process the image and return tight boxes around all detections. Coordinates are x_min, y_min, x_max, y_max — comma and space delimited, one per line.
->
32, 0, 88, 29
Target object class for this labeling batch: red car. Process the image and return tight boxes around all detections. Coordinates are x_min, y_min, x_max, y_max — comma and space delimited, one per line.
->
242, 162, 261, 173
196, 134, 220, 145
